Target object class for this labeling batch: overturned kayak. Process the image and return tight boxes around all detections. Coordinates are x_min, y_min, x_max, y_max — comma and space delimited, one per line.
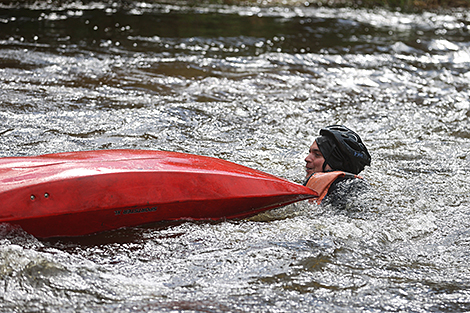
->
0, 149, 317, 238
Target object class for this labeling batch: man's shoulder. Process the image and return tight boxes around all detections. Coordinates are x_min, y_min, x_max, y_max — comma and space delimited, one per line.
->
324, 174, 370, 208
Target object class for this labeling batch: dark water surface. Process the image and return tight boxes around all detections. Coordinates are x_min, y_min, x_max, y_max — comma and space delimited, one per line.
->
1, 1, 470, 312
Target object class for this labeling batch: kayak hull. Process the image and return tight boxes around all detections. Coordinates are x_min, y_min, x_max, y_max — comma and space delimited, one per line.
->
0, 149, 316, 238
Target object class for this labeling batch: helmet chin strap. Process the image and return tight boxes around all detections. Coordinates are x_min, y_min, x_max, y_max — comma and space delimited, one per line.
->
321, 148, 333, 172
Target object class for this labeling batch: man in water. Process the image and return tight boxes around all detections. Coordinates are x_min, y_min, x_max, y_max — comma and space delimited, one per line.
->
304, 125, 371, 207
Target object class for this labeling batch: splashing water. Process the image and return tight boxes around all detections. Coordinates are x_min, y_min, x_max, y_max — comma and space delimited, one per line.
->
1, 2, 470, 312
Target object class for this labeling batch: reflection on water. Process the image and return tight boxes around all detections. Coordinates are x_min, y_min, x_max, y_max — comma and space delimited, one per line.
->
1, 2, 470, 312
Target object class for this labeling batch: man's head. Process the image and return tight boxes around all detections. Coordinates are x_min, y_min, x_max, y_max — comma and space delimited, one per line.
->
305, 125, 371, 177
305, 141, 332, 178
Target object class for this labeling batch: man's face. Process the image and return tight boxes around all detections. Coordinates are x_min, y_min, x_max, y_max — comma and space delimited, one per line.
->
305, 141, 330, 177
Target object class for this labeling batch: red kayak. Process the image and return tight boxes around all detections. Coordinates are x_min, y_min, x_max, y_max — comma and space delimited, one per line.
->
0, 149, 317, 238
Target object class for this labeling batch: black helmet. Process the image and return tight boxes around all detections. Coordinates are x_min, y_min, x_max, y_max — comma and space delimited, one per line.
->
315, 125, 371, 174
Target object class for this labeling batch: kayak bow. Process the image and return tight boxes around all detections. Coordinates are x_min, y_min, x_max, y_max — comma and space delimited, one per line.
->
0, 149, 317, 238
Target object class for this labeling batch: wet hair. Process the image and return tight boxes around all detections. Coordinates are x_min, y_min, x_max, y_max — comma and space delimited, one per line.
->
315, 125, 371, 174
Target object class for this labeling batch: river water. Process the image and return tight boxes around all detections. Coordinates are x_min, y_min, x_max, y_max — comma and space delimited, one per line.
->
1, 1, 470, 312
